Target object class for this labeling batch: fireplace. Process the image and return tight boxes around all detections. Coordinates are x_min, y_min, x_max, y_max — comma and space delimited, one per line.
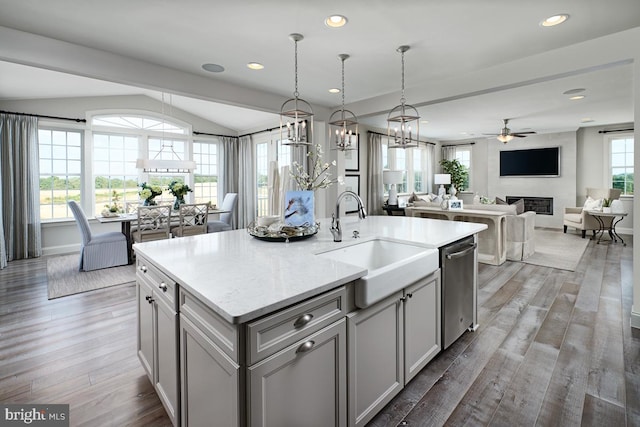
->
506, 196, 553, 215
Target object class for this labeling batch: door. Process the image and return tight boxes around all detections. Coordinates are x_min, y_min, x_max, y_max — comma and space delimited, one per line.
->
347, 291, 404, 427
137, 280, 154, 380
404, 272, 441, 383
248, 319, 347, 427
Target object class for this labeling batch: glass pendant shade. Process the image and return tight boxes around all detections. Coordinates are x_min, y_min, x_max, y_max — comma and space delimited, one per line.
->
387, 45, 420, 149
329, 54, 358, 151
280, 33, 313, 146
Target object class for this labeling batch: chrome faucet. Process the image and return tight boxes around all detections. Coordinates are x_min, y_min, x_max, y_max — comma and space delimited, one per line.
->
330, 190, 367, 242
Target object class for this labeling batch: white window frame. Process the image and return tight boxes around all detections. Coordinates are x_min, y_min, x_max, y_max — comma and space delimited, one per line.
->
606, 132, 634, 196
383, 137, 433, 196
453, 146, 472, 191
253, 130, 292, 217
193, 138, 222, 206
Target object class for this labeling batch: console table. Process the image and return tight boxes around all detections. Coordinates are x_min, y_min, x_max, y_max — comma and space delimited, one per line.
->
406, 207, 507, 265
586, 210, 627, 246
382, 204, 405, 216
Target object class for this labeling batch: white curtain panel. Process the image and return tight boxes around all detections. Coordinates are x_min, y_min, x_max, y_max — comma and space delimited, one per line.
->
0, 113, 42, 268
442, 145, 456, 162
425, 143, 435, 194
366, 132, 384, 215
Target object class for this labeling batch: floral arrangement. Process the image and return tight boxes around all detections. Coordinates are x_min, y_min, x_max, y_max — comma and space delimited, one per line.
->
168, 180, 193, 198
138, 182, 163, 205
291, 144, 341, 191
104, 190, 122, 213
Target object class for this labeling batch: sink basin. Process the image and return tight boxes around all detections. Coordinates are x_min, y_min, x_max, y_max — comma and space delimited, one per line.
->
316, 238, 439, 308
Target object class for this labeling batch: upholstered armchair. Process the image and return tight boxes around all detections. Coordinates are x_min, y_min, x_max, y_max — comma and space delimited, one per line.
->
207, 193, 238, 233
68, 200, 128, 271
563, 188, 622, 238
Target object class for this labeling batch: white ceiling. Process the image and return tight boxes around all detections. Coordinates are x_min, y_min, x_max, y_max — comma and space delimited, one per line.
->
0, 1, 637, 139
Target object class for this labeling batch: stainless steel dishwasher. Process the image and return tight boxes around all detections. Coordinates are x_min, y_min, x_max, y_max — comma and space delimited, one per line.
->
440, 235, 477, 349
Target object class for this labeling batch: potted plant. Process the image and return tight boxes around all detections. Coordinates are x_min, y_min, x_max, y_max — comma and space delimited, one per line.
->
602, 198, 612, 213
439, 159, 468, 195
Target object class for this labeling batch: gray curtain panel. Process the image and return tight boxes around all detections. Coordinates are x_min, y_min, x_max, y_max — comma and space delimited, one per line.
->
237, 135, 255, 228
366, 132, 384, 215
0, 113, 42, 268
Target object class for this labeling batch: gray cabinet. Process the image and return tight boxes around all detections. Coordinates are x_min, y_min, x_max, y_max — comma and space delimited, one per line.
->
347, 270, 441, 427
180, 314, 240, 427
136, 257, 179, 426
248, 319, 347, 427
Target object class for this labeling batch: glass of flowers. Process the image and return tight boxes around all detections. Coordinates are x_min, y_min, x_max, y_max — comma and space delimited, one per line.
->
168, 180, 193, 210
138, 182, 163, 206
290, 143, 341, 191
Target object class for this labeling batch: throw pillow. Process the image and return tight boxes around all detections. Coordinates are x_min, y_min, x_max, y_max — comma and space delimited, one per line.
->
512, 198, 525, 215
412, 199, 429, 206
408, 192, 419, 202
583, 196, 602, 211
495, 197, 507, 205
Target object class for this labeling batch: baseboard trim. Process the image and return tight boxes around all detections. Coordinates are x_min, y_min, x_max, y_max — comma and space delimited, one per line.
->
42, 244, 80, 257
631, 306, 640, 330
617, 227, 633, 236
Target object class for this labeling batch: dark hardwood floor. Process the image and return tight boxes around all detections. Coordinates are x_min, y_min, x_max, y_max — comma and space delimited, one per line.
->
1, 234, 638, 426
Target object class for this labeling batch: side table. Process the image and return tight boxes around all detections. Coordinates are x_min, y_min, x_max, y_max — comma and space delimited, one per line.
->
586, 210, 627, 245
382, 204, 405, 216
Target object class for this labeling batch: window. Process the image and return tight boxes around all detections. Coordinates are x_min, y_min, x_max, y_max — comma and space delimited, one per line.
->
39, 129, 83, 219
610, 134, 634, 195
93, 133, 139, 215
383, 138, 433, 196
453, 146, 471, 190
194, 141, 219, 205
254, 132, 291, 217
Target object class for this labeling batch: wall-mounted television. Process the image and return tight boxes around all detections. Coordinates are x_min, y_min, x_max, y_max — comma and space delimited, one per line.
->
499, 147, 560, 177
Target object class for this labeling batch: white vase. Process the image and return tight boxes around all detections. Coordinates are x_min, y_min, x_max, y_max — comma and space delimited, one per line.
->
603, 207, 612, 213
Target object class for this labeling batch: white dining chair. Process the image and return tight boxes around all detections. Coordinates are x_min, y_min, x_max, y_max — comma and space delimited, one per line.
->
207, 193, 238, 233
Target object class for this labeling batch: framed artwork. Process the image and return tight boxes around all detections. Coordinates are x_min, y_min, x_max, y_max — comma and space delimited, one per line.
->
344, 134, 360, 171
448, 199, 463, 210
284, 190, 315, 226
344, 174, 361, 214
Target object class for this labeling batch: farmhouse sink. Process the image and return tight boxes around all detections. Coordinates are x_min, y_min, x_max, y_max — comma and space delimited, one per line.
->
316, 238, 439, 308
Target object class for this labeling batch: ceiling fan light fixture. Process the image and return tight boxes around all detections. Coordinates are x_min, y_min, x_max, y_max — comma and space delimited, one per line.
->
541, 14, 569, 27
497, 134, 514, 143
280, 33, 313, 147
387, 45, 419, 149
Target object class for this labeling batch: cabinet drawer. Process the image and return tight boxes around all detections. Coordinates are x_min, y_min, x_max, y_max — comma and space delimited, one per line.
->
137, 256, 177, 308
247, 286, 347, 365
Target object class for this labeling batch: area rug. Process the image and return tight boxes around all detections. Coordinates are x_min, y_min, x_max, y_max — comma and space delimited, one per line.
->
522, 228, 590, 271
47, 254, 135, 299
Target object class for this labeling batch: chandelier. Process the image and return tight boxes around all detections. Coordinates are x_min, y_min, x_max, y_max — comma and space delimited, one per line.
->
280, 33, 313, 146
387, 45, 419, 149
329, 54, 358, 151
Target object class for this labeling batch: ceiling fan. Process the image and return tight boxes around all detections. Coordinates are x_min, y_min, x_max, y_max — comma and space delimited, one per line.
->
484, 119, 536, 143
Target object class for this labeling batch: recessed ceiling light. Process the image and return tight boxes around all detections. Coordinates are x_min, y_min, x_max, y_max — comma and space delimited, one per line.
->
563, 88, 585, 95
247, 62, 264, 70
420, 120, 429, 124
325, 15, 348, 28
328, 88, 340, 94
541, 14, 569, 27
569, 95, 585, 100
581, 118, 595, 123
202, 63, 225, 73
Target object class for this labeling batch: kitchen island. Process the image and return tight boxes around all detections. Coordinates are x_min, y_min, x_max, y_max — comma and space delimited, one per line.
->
134, 215, 486, 427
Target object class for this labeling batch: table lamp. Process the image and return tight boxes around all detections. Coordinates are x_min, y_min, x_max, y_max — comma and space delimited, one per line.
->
383, 170, 404, 206
434, 174, 451, 198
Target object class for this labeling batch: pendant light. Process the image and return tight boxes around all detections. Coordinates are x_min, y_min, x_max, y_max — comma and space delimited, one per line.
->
280, 33, 313, 146
387, 45, 419, 149
329, 54, 358, 151
136, 93, 196, 173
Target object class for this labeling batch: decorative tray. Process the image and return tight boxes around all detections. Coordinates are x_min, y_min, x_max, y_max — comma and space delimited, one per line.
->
247, 221, 319, 242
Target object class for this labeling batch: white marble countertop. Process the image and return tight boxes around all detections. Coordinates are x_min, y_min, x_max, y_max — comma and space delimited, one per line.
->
133, 215, 487, 324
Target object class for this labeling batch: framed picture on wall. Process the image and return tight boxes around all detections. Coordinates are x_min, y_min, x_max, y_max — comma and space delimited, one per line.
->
344, 134, 360, 171
344, 174, 361, 214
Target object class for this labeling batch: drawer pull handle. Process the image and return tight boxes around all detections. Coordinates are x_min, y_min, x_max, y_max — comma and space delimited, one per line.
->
140, 265, 148, 273
145, 295, 154, 304
296, 340, 315, 354
293, 313, 313, 328
159, 282, 168, 292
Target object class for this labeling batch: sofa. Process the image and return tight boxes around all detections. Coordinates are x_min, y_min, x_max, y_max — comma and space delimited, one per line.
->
406, 197, 536, 262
